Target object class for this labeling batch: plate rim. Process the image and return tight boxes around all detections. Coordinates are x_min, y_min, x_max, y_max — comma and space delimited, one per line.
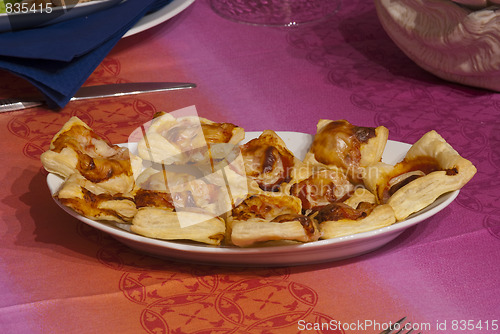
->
123, 0, 195, 38
46, 131, 459, 264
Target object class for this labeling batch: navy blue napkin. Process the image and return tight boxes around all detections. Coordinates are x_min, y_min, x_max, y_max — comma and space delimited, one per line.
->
0, 0, 170, 109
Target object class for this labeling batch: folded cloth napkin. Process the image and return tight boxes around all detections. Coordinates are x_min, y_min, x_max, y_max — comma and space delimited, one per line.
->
0, 0, 171, 109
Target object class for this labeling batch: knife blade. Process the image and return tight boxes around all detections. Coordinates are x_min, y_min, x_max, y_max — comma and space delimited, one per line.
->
0, 82, 196, 113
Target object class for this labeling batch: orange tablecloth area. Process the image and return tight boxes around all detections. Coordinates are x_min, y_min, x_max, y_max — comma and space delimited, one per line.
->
1, 1, 499, 333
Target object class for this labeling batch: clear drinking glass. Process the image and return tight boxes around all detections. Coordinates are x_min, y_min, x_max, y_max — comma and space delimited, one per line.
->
210, 0, 341, 27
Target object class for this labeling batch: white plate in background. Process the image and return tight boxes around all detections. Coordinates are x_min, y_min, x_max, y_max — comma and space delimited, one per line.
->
124, 0, 195, 37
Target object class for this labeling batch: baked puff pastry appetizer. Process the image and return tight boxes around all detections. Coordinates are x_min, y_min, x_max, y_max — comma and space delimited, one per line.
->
137, 112, 244, 167
56, 173, 137, 223
287, 167, 355, 211
240, 130, 306, 194
42, 112, 477, 248
41, 116, 141, 195
363, 131, 477, 221
131, 209, 226, 246
227, 193, 321, 247
134, 167, 232, 217
311, 188, 396, 239
304, 120, 389, 183
131, 168, 227, 245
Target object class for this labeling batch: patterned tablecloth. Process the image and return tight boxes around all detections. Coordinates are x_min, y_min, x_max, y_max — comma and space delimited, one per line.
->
1, 1, 499, 333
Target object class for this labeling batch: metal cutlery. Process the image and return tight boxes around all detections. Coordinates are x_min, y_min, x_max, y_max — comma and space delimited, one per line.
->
0, 81, 196, 113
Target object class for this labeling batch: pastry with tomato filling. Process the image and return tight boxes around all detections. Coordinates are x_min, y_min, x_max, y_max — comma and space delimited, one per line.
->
130, 168, 227, 245
41, 116, 142, 195
56, 173, 137, 223
310, 188, 396, 238
228, 193, 320, 247
134, 167, 231, 215
137, 112, 244, 167
287, 167, 355, 211
363, 130, 477, 220
304, 119, 388, 183
240, 130, 305, 193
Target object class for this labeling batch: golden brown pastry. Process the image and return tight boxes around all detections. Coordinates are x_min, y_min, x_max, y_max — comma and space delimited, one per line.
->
41, 116, 141, 195
56, 173, 137, 223
41, 114, 478, 248
311, 188, 396, 238
227, 193, 320, 247
137, 113, 244, 167
130, 167, 228, 245
240, 130, 306, 194
363, 130, 477, 220
133, 167, 231, 216
287, 167, 355, 211
131, 208, 226, 246
304, 119, 389, 183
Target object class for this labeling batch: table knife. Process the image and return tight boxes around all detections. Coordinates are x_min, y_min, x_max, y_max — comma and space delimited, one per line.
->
0, 82, 196, 113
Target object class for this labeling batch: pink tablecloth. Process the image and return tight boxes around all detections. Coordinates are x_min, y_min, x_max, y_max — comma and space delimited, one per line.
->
1, 1, 499, 333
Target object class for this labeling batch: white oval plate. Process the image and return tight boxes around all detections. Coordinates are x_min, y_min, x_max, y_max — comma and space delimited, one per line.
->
46, 132, 459, 266
0, 0, 122, 32
124, 0, 195, 38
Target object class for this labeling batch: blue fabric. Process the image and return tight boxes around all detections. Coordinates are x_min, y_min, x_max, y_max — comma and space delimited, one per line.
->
0, 0, 170, 109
